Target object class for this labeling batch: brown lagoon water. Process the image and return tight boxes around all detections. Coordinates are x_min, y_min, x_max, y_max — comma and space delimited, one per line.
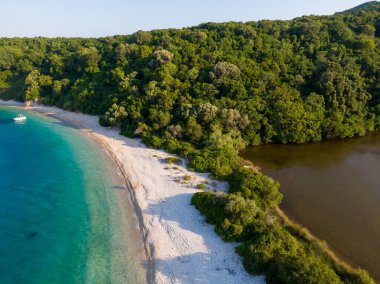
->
242, 133, 380, 281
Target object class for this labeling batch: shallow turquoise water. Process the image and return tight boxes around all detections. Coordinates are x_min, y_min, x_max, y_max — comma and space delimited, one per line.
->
0, 107, 145, 283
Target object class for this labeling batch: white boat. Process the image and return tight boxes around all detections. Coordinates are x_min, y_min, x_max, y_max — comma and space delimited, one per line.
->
13, 114, 27, 122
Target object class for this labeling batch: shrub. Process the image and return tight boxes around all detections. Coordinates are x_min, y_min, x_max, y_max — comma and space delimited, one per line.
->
165, 156, 181, 165
99, 115, 109, 126
144, 135, 163, 148
265, 252, 342, 284
183, 175, 192, 181
194, 189, 348, 283
192, 192, 260, 241
228, 167, 282, 208
197, 183, 206, 190
192, 192, 227, 224
188, 150, 211, 172
189, 147, 239, 179
175, 141, 195, 158
163, 138, 182, 154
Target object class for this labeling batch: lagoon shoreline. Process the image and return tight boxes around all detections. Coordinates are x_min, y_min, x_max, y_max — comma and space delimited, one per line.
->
0, 100, 262, 284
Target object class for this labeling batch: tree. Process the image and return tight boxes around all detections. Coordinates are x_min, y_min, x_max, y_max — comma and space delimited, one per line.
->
220, 109, 250, 133
197, 103, 218, 124
1, 6, 379, 281
77, 47, 101, 73
24, 70, 41, 101
210, 62, 241, 81
148, 49, 174, 69
101, 103, 128, 127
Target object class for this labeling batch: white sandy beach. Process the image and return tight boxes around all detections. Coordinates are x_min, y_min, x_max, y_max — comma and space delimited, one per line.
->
1, 100, 264, 284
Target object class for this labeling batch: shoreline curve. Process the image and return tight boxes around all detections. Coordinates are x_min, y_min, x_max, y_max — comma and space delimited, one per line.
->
0, 101, 154, 283
0, 100, 262, 284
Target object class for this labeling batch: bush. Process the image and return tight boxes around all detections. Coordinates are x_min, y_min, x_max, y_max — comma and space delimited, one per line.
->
188, 147, 239, 179
194, 190, 348, 283
158, 138, 195, 157
192, 192, 260, 241
197, 183, 206, 190
188, 150, 212, 172
144, 135, 163, 148
165, 156, 181, 165
265, 252, 342, 284
99, 115, 109, 127
183, 175, 192, 181
192, 192, 227, 224
228, 167, 282, 208
175, 141, 195, 158
236, 224, 301, 275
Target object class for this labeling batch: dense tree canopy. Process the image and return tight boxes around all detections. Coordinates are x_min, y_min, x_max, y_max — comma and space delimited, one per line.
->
1, 2, 379, 283
1, 4, 380, 147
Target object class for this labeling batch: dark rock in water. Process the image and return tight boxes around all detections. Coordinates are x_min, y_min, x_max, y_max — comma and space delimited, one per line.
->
27, 232, 38, 239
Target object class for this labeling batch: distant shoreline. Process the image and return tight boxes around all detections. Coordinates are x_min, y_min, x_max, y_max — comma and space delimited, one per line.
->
0, 100, 262, 283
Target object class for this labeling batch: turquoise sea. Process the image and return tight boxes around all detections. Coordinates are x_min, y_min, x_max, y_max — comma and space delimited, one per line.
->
0, 107, 145, 283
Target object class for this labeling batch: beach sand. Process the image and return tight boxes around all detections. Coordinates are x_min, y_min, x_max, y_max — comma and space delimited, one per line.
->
1, 100, 264, 284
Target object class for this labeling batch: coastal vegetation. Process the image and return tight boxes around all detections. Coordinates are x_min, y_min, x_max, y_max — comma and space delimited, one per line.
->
1, 1, 380, 282
165, 156, 182, 165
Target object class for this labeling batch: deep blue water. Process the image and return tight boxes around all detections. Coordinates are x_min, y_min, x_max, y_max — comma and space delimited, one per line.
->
0, 107, 144, 283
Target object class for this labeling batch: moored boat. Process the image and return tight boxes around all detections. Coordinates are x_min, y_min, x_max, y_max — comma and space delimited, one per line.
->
13, 114, 27, 122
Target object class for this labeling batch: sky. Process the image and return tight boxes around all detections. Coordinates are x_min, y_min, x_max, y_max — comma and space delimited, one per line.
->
0, 0, 374, 37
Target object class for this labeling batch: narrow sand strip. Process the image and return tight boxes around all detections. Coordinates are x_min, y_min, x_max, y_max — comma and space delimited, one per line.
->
1, 100, 265, 284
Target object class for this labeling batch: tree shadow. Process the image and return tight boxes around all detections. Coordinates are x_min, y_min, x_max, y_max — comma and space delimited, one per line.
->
150, 251, 265, 283
48, 115, 148, 150
143, 194, 265, 283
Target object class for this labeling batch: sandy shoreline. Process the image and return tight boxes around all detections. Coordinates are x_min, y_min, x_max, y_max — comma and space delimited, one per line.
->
1, 100, 264, 284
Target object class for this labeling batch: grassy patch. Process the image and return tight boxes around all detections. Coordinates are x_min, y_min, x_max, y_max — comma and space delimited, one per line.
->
165, 156, 181, 165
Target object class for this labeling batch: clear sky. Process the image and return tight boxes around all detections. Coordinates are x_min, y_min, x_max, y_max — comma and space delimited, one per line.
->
0, 0, 374, 37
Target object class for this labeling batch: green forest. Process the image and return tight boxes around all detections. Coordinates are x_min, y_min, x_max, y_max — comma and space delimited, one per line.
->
1, 1, 380, 283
